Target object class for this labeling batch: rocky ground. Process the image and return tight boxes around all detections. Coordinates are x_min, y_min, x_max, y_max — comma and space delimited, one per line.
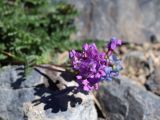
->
96, 42, 160, 120
120, 42, 160, 95
0, 42, 160, 120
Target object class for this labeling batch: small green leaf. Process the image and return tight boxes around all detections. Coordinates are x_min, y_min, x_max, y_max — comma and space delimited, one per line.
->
0, 54, 7, 60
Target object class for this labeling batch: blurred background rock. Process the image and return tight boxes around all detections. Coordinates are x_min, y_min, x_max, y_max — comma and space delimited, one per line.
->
66, 0, 160, 43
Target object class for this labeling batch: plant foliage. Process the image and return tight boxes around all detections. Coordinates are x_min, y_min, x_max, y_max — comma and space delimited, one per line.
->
0, 0, 77, 67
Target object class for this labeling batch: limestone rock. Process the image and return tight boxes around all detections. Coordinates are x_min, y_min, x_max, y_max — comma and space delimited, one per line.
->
145, 66, 160, 96
66, 0, 160, 43
0, 65, 97, 120
97, 76, 160, 120
122, 51, 149, 85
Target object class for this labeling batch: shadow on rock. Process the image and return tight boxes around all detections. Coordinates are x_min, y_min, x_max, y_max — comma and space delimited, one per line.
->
60, 71, 76, 82
11, 66, 26, 89
32, 68, 83, 113
32, 85, 82, 113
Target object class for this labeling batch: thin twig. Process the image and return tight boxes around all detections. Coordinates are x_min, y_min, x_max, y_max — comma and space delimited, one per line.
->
50, 63, 72, 68
1, 51, 15, 58
33, 64, 66, 72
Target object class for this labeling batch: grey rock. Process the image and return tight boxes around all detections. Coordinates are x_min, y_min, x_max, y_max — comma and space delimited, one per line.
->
0, 88, 35, 120
145, 66, 160, 96
0, 66, 97, 120
0, 66, 44, 89
0, 65, 18, 88
66, 0, 160, 43
25, 93, 97, 120
124, 51, 145, 67
98, 118, 106, 120
97, 76, 160, 120
124, 51, 153, 76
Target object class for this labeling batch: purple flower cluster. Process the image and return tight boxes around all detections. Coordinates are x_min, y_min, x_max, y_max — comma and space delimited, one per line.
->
69, 37, 122, 92
107, 37, 122, 55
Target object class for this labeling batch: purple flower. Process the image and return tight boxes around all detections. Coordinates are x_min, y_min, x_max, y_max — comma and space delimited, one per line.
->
103, 67, 113, 81
81, 79, 99, 91
69, 37, 123, 92
69, 43, 107, 91
107, 37, 122, 55
101, 55, 122, 81
109, 54, 123, 71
